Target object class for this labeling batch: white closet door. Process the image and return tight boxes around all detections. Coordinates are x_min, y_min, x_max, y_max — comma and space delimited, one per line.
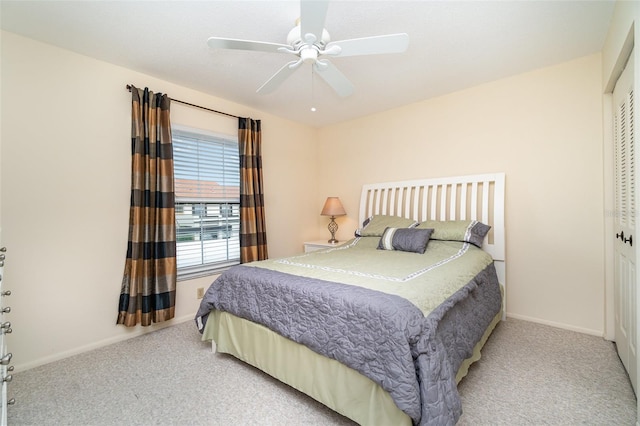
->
613, 49, 637, 393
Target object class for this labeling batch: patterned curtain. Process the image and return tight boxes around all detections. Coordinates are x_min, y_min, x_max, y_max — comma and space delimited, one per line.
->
117, 86, 177, 327
238, 117, 268, 263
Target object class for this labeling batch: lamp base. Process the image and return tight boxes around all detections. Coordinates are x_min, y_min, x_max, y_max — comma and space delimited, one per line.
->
327, 238, 338, 244
327, 216, 339, 244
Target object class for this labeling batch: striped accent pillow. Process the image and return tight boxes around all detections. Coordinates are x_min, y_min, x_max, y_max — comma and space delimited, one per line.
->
416, 220, 491, 248
377, 227, 434, 254
355, 215, 419, 237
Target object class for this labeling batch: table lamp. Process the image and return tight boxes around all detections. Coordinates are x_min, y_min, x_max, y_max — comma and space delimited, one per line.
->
320, 197, 346, 243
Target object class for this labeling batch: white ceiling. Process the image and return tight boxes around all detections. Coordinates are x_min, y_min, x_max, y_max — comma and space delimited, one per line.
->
0, 0, 615, 127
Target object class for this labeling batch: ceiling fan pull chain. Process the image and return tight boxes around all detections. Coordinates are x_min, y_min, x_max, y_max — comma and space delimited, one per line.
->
310, 67, 317, 112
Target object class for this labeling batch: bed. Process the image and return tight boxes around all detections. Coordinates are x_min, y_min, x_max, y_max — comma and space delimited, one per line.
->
195, 173, 506, 425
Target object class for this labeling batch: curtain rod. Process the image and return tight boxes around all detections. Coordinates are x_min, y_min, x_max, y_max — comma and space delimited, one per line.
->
126, 84, 239, 119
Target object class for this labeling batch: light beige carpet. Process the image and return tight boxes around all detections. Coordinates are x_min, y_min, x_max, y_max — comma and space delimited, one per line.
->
6, 318, 636, 425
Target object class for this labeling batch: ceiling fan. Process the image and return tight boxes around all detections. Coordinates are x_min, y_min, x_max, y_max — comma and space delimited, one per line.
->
207, 0, 409, 98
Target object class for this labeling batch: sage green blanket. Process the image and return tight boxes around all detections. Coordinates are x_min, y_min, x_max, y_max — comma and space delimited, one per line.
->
246, 236, 494, 316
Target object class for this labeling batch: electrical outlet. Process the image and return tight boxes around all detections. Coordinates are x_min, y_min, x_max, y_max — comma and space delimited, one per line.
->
196, 287, 205, 299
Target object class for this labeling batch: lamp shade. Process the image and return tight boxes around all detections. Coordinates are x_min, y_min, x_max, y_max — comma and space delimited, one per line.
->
320, 197, 346, 217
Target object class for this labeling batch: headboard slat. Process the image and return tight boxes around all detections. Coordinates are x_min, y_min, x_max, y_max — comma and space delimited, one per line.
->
470, 182, 478, 221
416, 186, 421, 218
481, 180, 490, 225
436, 185, 443, 220
381, 189, 389, 216
421, 188, 428, 222
460, 183, 468, 220
368, 189, 375, 217
450, 184, 457, 220
429, 186, 437, 220
403, 187, 410, 219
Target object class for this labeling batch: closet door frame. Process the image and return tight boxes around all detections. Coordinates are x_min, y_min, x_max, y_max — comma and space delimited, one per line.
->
603, 21, 638, 404
611, 48, 636, 392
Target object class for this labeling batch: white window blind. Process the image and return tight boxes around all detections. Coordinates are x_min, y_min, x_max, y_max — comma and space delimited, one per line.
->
173, 128, 240, 279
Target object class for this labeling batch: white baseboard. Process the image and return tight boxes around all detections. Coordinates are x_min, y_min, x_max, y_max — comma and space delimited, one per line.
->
506, 312, 604, 338
14, 314, 196, 373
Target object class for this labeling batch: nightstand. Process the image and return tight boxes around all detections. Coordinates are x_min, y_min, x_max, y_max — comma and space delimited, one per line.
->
303, 240, 342, 253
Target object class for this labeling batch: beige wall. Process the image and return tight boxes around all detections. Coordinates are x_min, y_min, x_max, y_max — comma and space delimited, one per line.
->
0, 31, 318, 371
318, 53, 605, 335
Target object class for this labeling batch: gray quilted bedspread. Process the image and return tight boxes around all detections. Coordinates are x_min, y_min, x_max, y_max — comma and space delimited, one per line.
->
195, 261, 501, 425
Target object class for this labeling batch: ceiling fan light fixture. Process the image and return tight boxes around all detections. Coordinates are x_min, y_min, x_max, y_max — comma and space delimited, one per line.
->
300, 47, 318, 64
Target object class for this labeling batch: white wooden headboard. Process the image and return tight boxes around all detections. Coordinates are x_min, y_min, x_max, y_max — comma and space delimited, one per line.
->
359, 173, 506, 307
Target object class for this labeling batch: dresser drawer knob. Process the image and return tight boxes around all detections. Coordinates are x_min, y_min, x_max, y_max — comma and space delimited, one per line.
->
1, 307, 11, 314
3, 375, 12, 383
7, 398, 15, 405
0, 354, 12, 366
1, 291, 10, 297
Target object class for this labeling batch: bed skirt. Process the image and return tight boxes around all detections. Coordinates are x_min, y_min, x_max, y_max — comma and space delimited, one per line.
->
202, 308, 502, 425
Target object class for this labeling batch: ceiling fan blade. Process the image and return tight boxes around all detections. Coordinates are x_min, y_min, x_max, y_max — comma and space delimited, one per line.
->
207, 37, 289, 54
313, 60, 354, 97
256, 61, 302, 94
300, 0, 329, 44
325, 33, 409, 57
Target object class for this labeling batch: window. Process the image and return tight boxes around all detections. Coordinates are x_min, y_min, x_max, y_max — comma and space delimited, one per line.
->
173, 127, 240, 279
